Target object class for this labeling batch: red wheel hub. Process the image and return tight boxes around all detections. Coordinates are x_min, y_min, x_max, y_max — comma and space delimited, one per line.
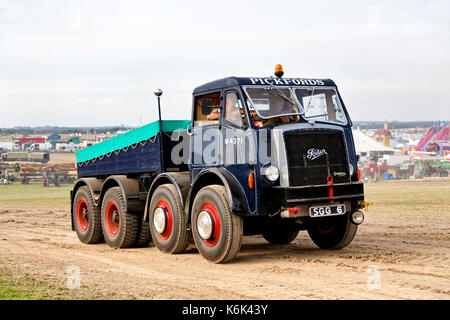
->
200, 203, 220, 247
316, 222, 336, 235
105, 201, 120, 236
76, 199, 89, 231
156, 200, 173, 240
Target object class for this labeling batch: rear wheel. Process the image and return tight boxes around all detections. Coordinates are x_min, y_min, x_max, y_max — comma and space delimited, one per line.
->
191, 185, 243, 263
263, 224, 299, 244
101, 187, 139, 248
149, 184, 189, 254
134, 219, 152, 247
307, 214, 357, 249
73, 186, 103, 244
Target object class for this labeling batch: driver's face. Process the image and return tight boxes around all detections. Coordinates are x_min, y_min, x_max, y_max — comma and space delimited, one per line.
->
226, 98, 237, 111
226, 99, 241, 122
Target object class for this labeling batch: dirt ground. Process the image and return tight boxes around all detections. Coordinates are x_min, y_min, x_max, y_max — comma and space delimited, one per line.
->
0, 179, 449, 300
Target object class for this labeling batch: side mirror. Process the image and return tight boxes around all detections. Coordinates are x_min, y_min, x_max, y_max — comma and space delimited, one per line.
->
201, 98, 213, 115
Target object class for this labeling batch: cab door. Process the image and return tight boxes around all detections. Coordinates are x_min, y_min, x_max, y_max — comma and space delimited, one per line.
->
190, 91, 222, 180
220, 90, 257, 213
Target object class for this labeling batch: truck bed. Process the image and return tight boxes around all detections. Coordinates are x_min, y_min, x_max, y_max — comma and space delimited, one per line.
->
76, 120, 190, 178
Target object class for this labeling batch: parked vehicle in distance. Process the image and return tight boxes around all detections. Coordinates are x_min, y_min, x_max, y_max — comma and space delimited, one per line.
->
27, 143, 52, 152
56, 143, 83, 152
1, 152, 50, 163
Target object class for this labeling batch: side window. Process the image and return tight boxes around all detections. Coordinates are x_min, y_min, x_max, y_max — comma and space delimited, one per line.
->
194, 92, 221, 127
224, 92, 246, 128
332, 95, 346, 123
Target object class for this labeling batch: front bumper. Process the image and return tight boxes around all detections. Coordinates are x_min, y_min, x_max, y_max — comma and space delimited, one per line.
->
273, 182, 364, 206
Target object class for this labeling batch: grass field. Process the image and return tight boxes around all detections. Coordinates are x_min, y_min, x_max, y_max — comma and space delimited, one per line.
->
0, 275, 50, 300
0, 183, 76, 299
0, 182, 72, 206
0, 267, 115, 300
2, 178, 448, 211
366, 179, 450, 214
0, 269, 105, 300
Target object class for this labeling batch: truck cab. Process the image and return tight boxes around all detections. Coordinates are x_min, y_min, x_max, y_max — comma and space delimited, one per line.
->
71, 66, 366, 263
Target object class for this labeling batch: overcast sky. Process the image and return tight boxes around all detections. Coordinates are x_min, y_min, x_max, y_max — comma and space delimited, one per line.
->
0, 0, 449, 127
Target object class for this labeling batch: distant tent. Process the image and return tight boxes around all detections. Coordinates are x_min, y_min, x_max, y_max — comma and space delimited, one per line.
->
50, 137, 80, 145
47, 134, 61, 141
352, 129, 395, 155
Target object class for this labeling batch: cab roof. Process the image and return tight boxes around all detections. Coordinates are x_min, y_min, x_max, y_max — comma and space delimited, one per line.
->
193, 76, 337, 94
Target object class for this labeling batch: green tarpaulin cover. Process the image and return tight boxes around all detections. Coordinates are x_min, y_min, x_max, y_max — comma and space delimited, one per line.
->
76, 120, 190, 163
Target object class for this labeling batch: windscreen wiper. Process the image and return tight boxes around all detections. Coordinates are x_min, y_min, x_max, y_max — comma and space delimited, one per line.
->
266, 85, 297, 106
305, 87, 315, 113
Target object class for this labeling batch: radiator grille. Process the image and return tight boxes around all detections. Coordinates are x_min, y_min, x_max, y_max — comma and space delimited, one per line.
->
283, 130, 349, 186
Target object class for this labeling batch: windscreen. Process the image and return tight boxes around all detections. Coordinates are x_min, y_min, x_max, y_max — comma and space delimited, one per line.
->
243, 87, 301, 119
294, 87, 347, 124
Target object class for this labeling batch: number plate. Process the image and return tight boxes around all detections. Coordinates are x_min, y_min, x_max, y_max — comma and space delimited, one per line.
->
309, 204, 346, 218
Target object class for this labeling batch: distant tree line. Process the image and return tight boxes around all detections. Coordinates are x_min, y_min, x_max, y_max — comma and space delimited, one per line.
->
352, 121, 436, 130
0, 125, 133, 135
0, 121, 440, 135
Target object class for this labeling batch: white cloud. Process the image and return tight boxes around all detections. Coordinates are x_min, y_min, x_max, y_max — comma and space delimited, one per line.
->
98, 97, 118, 105
0, 0, 449, 126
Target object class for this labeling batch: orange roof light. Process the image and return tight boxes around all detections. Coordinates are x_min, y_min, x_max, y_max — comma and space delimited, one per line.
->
275, 64, 284, 78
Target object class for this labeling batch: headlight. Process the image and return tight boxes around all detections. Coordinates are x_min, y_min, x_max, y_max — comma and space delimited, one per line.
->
264, 166, 279, 182
349, 164, 354, 176
351, 210, 364, 225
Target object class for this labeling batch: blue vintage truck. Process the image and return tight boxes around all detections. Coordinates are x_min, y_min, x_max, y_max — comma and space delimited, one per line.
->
71, 65, 367, 263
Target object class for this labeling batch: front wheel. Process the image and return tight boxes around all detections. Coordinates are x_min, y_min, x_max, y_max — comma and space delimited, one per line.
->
191, 185, 243, 263
307, 214, 357, 249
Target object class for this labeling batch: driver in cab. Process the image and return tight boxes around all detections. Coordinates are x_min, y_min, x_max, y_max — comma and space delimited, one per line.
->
250, 101, 300, 127
207, 94, 242, 125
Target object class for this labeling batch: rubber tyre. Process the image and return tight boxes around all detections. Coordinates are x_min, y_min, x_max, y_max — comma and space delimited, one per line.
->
191, 185, 243, 263
307, 214, 357, 249
263, 225, 299, 244
134, 219, 152, 247
73, 186, 103, 244
101, 187, 139, 248
149, 184, 189, 254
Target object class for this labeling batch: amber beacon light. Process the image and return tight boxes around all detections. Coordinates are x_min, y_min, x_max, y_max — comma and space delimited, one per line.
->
275, 64, 284, 78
